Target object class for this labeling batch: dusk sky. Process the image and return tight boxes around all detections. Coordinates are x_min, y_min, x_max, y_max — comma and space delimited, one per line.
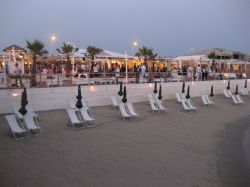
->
1, 0, 250, 57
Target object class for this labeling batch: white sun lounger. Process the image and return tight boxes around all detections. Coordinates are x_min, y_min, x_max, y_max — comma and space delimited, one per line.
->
201, 95, 209, 106
186, 99, 197, 110
240, 88, 248, 96
148, 94, 161, 112
176, 93, 183, 103
227, 90, 233, 97
236, 94, 244, 103
181, 100, 192, 111
231, 95, 240, 105
155, 99, 167, 112
66, 108, 85, 128
111, 95, 119, 109
126, 102, 139, 117
205, 95, 214, 105
23, 112, 42, 135
79, 107, 97, 127
118, 103, 132, 120
223, 90, 231, 98
5, 114, 29, 140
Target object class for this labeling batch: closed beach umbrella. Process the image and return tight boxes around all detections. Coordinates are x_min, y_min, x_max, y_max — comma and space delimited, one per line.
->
244, 79, 247, 88
23, 87, 28, 106
153, 81, 157, 94
182, 81, 185, 93
235, 84, 239, 95
226, 80, 230, 90
186, 86, 190, 99
75, 85, 83, 109
210, 85, 214, 97
121, 86, 127, 103
18, 91, 27, 115
117, 81, 123, 96
158, 85, 162, 100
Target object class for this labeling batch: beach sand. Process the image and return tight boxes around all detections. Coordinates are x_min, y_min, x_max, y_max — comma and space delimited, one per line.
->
0, 95, 250, 187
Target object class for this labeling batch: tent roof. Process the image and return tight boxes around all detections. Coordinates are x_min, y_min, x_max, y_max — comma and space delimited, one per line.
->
173, 55, 210, 61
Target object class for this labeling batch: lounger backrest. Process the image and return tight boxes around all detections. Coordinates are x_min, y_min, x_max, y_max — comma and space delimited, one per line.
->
186, 99, 196, 109
176, 93, 182, 103
181, 100, 191, 110
80, 108, 94, 121
205, 95, 213, 104
119, 103, 131, 118
148, 94, 159, 111
223, 90, 230, 98
111, 96, 119, 107
156, 99, 166, 110
231, 95, 239, 104
126, 103, 139, 116
227, 90, 233, 97
202, 95, 209, 105
236, 95, 244, 103
66, 108, 81, 123
5, 115, 26, 133
23, 113, 40, 130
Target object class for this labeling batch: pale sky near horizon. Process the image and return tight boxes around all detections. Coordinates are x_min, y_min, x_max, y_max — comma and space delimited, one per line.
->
0, 0, 250, 57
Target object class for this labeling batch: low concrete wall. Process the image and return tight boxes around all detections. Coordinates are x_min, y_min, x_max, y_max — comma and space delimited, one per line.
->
0, 80, 248, 114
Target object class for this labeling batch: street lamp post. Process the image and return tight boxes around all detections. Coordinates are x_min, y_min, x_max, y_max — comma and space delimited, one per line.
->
50, 35, 56, 55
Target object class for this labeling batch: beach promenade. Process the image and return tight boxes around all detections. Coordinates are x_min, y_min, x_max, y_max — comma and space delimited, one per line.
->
0, 96, 250, 187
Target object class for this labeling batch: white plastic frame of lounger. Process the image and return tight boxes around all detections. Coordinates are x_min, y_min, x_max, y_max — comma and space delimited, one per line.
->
148, 94, 161, 112
181, 100, 192, 111
66, 108, 85, 128
5, 114, 29, 140
126, 103, 139, 117
176, 93, 183, 103
240, 88, 248, 96
223, 90, 231, 98
205, 95, 214, 105
111, 95, 119, 109
79, 107, 97, 127
201, 95, 210, 106
227, 90, 233, 97
23, 112, 42, 135
231, 95, 240, 105
186, 99, 197, 110
119, 103, 132, 119
155, 99, 166, 112
236, 94, 244, 103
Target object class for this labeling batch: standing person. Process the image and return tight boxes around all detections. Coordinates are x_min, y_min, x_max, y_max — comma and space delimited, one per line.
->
13, 63, 23, 87
196, 64, 201, 81
140, 63, 146, 81
187, 65, 193, 81
115, 65, 120, 84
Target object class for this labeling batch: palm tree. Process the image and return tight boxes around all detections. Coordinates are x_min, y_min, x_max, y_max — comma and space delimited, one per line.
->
26, 39, 46, 87
86, 46, 103, 73
208, 51, 216, 70
135, 46, 157, 71
57, 42, 78, 72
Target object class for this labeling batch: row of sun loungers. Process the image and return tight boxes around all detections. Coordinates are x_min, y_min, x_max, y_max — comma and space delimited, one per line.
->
5, 105, 42, 140
67, 99, 97, 128
223, 89, 245, 105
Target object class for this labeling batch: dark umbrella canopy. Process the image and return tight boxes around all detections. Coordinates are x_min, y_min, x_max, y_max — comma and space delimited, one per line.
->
235, 84, 239, 95
182, 81, 185, 93
23, 87, 28, 106
158, 85, 162, 100
117, 81, 123, 96
75, 85, 83, 109
244, 79, 247, 88
210, 85, 214, 97
121, 86, 127, 103
18, 91, 27, 115
153, 81, 157, 94
226, 81, 230, 90
186, 86, 190, 99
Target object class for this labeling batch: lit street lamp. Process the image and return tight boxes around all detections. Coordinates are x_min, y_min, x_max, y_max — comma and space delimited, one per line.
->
50, 35, 57, 55
131, 41, 138, 56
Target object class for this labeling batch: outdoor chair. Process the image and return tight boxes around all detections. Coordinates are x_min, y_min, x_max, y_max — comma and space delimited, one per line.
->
118, 103, 132, 120
201, 95, 209, 106
227, 90, 233, 97
231, 95, 240, 105
66, 108, 85, 128
181, 100, 192, 111
176, 93, 183, 103
78, 107, 97, 127
223, 90, 231, 98
23, 112, 42, 135
205, 95, 214, 105
236, 94, 244, 103
155, 99, 167, 112
5, 114, 29, 140
148, 94, 161, 112
186, 99, 197, 110
126, 102, 140, 118
240, 88, 248, 96
111, 95, 119, 109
